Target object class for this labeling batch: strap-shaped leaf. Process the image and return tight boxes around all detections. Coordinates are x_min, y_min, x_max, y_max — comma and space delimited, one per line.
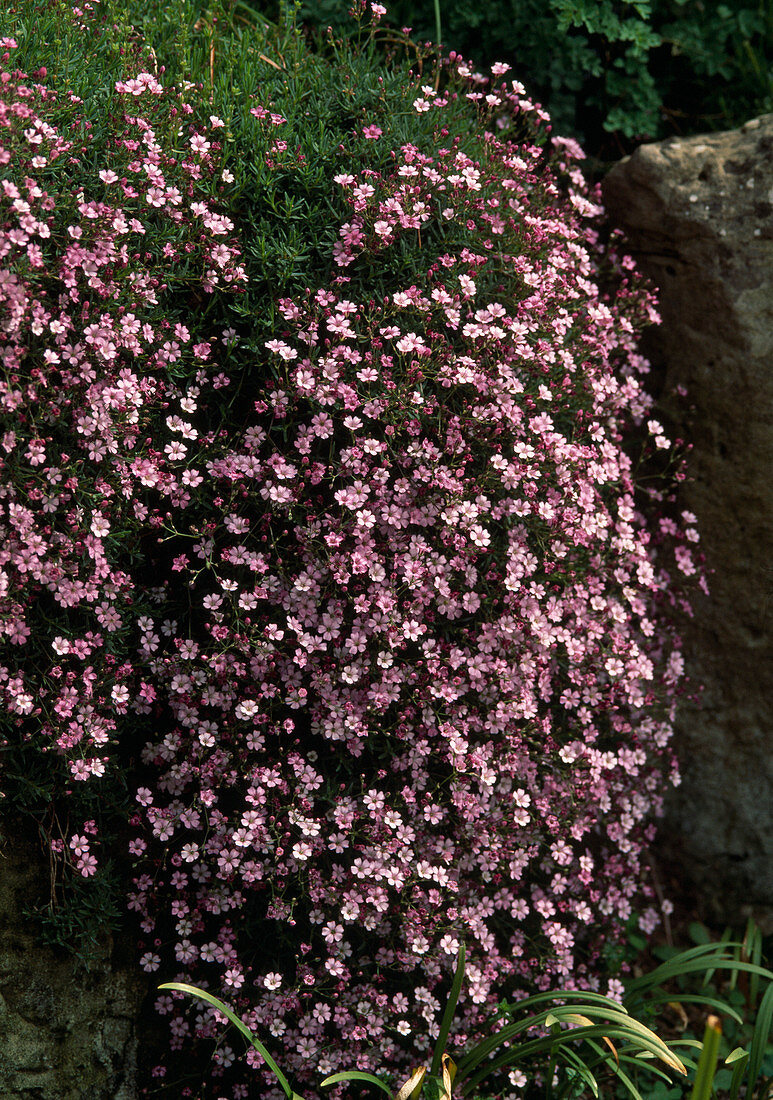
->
430, 944, 465, 1078
627, 947, 773, 1008
159, 982, 297, 1100
553, 1042, 600, 1099
321, 1071, 394, 1096
689, 1015, 722, 1100
541, 1004, 686, 1074
744, 978, 773, 1093
458, 994, 633, 1075
725, 1047, 749, 1100
638, 991, 744, 1024
460, 1022, 685, 1097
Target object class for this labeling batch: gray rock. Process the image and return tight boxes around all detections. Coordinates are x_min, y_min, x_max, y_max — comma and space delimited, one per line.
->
602, 116, 773, 928
0, 829, 147, 1099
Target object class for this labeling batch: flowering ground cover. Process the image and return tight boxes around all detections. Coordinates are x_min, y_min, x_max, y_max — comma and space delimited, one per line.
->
0, 2, 702, 1095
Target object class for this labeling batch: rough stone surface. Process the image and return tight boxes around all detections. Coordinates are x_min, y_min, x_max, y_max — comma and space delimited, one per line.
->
0, 827, 147, 1099
603, 115, 773, 927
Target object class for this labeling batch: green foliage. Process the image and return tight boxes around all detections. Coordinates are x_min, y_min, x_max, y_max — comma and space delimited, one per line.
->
162, 944, 691, 1100
621, 920, 773, 1099
249, 0, 773, 158
27, 861, 126, 971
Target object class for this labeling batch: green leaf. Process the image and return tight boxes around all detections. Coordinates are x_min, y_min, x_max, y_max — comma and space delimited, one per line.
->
726, 1047, 749, 1100
625, 945, 773, 1012
636, 992, 744, 1025
553, 1042, 600, 1098
689, 1017, 722, 1100
422, 1074, 448, 1100
158, 983, 297, 1100
320, 1071, 394, 1096
689, 922, 712, 946
459, 1020, 685, 1097
430, 943, 465, 1077
744, 978, 773, 1093
460, 991, 638, 1074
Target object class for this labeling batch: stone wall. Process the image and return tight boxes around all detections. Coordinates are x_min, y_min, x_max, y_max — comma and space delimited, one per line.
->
602, 116, 773, 927
0, 827, 146, 1099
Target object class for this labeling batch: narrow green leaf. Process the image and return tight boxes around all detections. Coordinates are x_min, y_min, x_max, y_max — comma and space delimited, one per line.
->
553, 1043, 600, 1098
627, 956, 773, 1013
744, 978, 773, 1092
430, 943, 465, 1078
459, 1023, 684, 1096
637, 991, 744, 1024
689, 1017, 722, 1100
745, 918, 763, 1007
320, 1071, 394, 1096
626, 945, 737, 997
702, 927, 734, 987
459, 997, 631, 1075
726, 1048, 749, 1100
584, 1042, 650, 1100
542, 1003, 686, 1070
159, 983, 296, 1100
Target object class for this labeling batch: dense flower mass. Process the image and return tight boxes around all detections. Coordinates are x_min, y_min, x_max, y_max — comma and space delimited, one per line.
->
0, 8, 701, 1097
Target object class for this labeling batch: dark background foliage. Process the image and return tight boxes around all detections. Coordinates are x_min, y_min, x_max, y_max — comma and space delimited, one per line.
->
252, 0, 772, 166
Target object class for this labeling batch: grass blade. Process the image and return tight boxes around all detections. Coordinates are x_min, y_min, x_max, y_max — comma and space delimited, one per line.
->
745, 918, 763, 1008
460, 1022, 685, 1096
689, 1016, 722, 1100
431, 943, 465, 1077
745, 978, 773, 1092
159, 982, 297, 1099
321, 1071, 394, 1097
637, 991, 744, 1024
725, 1047, 749, 1100
458, 997, 631, 1075
553, 1042, 601, 1098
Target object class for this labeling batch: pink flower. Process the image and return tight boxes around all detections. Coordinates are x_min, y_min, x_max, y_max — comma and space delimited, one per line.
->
77, 853, 98, 877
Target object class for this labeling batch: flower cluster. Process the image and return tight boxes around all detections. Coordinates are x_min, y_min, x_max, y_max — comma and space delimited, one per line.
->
0, 14, 701, 1099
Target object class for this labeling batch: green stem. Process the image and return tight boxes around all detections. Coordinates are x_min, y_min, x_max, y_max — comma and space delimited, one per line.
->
433, 0, 441, 46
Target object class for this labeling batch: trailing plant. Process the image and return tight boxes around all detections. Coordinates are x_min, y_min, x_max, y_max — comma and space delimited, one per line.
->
1, 1, 701, 1095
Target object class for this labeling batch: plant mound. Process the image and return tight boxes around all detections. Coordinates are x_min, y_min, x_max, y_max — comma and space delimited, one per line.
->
0, 4, 700, 1095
